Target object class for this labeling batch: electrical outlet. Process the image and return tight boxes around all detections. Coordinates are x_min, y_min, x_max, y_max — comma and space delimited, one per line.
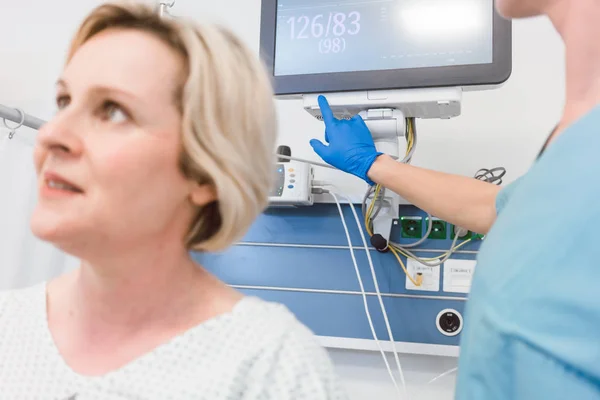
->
452, 225, 471, 240
427, 218, 447, 240
443, 259, 477, 294
401, 217, 422, 239
406, 258, 440, 292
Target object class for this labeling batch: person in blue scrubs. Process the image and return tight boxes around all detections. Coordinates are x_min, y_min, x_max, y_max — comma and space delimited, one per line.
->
310, 0, 600, 398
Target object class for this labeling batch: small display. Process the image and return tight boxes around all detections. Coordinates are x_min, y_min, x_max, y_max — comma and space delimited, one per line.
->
270, 164, 285, 197
274, 0, 494, 76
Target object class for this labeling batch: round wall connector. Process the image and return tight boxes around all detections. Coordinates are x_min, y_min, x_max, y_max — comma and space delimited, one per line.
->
436, 309, 463, 337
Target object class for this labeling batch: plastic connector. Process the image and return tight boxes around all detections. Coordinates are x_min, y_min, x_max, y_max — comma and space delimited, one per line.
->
416, 273, 423, 287
453, 225, 471, 240
455, 226, 469, 237
311, 187, 329, 195
312, 180, 329, 187
370, 234, 389, 253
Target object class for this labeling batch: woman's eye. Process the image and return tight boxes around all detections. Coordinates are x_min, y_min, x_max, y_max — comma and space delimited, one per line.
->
103, 101, 129, 123
56, 95, 70, 110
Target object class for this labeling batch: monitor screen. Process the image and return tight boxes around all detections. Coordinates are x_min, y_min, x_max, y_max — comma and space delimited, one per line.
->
274, 0, 494, 77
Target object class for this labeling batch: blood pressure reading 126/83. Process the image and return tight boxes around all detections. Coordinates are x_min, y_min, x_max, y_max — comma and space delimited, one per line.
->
285, 11, 361, 54
273, 0, 494, 77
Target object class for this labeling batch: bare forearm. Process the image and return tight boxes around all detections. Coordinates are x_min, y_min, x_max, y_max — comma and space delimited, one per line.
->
368, 155, 500, 234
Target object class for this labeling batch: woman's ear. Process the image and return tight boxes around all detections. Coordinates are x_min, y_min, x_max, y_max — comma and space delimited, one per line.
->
189, 182, 217, 206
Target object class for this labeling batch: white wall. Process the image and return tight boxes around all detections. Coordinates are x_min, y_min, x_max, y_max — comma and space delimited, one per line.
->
0, 1, 565, 399
179, 0, 566, 200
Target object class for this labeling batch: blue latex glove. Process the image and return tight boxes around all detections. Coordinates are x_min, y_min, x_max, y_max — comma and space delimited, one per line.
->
310, 95, 382, 185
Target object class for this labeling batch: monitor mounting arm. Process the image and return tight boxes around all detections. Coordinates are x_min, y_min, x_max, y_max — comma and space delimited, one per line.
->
303, 87, 463, 244
359, 108, 405, 245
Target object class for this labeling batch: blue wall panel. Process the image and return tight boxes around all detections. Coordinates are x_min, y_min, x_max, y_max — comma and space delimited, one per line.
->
243, 204, 367, 246
237, 289, 465, 346
193, 204, 480, 350
242, 204, 482, 252
200, 245, 476, 297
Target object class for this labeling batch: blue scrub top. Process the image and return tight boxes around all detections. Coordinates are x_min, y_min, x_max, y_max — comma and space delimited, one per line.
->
455, 106, 600, 399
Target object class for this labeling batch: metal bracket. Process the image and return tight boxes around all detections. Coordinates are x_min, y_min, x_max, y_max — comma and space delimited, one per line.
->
359, 109, 405, 141
361, 108, 405, 243
158, 0, 175, 17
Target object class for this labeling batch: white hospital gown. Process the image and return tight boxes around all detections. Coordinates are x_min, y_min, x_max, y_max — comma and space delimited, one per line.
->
0, 283, 347, 400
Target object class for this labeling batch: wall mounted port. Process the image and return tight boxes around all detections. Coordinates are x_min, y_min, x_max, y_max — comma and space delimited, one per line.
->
427, 218, 447, 240
452, 225, 471, 240
401, 216, 422, 239
436, 309, 463, 337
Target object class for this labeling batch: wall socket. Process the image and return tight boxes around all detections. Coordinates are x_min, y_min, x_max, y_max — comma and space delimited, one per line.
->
426, 218, 447, 240
400, 216, 422, 239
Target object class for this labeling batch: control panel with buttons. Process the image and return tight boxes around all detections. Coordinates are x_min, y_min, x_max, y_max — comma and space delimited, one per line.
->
269, 161, 314, 207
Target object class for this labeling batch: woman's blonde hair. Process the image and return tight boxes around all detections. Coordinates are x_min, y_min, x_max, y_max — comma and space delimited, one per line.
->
67, 1, 277, 252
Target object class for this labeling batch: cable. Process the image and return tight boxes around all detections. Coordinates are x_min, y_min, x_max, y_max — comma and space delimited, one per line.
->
363, 118, 420, 235
402, 118, 417, 164
391, 167, 506, 264
276, 154, 336, 170
329, 188, 408, 399
370, 117, 416, 220
474, 167, 506, 185
328, 191, 405, 399
362, 117, 505, 282
391, 233, 465, 268
389, 246, 422, 287
427, 367, 458, 385
286, 115, 502, 285
359, 117, 437, 283
275, 153, 405, 171
371, 187, 386, 221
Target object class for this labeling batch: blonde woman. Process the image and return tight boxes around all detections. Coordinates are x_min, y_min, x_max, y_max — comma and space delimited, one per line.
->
0, 3, 346, 399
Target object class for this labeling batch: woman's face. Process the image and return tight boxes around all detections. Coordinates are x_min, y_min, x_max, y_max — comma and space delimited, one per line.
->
31, 29, 212, 256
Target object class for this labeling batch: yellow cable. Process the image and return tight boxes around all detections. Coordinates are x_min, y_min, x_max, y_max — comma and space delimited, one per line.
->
366, 117, 412, 237
365, 184, 381, 237
389, 245, 422, 287
367, 116, 456, 288
405, 118, 413, 150
394, 238, 473, 262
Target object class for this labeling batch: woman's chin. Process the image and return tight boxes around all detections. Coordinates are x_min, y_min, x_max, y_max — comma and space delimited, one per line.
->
30, 212, 83, 252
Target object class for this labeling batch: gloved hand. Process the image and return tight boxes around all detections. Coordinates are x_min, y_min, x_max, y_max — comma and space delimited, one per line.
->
310, 95, 381, 185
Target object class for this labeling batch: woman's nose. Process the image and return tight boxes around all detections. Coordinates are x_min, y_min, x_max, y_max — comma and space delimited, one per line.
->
36, 110, 84, 157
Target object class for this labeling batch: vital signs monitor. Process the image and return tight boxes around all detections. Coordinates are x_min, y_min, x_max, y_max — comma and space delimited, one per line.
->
260, 1, 514, 379
261, 0, 513, 237
260, 0, 512, 96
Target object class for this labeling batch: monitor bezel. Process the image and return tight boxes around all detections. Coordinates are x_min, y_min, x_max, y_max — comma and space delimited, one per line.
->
259, 0, 512, 96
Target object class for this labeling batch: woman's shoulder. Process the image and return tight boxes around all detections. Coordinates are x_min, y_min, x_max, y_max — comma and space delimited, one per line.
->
187, 295, 329, 361
219, 296, 336, 371
228, 296, 318, 343
222, 297, 347, 398
0, 283, 45, 320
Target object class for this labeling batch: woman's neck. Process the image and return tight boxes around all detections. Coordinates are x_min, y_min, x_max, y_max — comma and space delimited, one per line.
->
50, 240, 238, 337
46, 240, 242, 376
549, 0, 600, 135
77, 248, 201, 327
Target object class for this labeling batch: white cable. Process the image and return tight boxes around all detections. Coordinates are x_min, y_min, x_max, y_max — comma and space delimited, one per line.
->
328, 192, 404, 399
329, 188, 408, 399
339, 191, 409, 399
276, 154, 336, 170
277, 153, 400, 170
427, 367, 458, 385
